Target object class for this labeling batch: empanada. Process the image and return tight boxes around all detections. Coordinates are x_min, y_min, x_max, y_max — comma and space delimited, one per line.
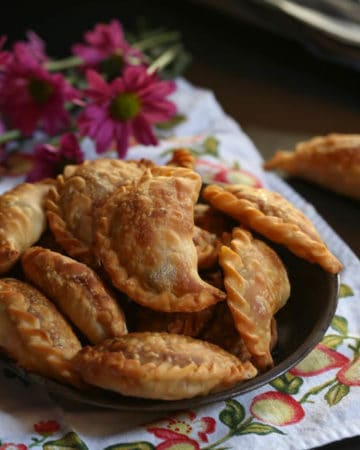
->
203, 184, 342, 274
72, 332, 257, 400
0, 181, 52, 274
193, 226, 220, 269
96, 167, 225, 312
21, 246, 127, 344
264, 133, 360, 201
0, 278, 81, 386
219, 228, 290, 370
167, 148, 196, 169
46, 158, 152, 266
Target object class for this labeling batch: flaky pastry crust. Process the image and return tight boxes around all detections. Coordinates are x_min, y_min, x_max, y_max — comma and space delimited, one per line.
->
166, 148, 196, 169
46, 158, 152, 266
73, 332, 257, 400
203, 184, 342, 274
0, 182, 52, 274
21, 246, 127, 344
96, 167, 225, 312
264, 133, 360, 201
219, 228, 290, 370
0, 278, 81, 386
193, 226, 220, 269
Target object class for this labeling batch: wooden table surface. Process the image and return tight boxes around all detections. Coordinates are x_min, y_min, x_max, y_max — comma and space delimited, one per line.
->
2, 1, 360, 448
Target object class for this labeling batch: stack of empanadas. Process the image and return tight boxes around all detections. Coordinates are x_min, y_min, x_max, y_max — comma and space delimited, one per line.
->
0, 148, 342, 401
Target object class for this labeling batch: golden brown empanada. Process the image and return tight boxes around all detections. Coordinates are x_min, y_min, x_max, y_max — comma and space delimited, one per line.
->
46, 158, 152, 266
0, 182, 52, 274
21, 246, 127, 344
72, 332, 257, 400
203, 184, 342, 274
219, 228, 290, 370
134, 304, 215, 337
193, 226, 220, 269
0, 278, 81, 386
96, 167, 225, 312
166, 148, 196, 169
264, 133, 360, 201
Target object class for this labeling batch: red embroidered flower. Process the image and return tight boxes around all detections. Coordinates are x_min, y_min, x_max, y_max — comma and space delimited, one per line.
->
290, 344, 350, 377
27, 132, 84, 181
78, 66, 176, 157
72, 19, 142, 79
33, 419, 60, 435
0, 43, 78, 136
0, 444, 28, 450
250, 391, 305, 426
147, 410, 216, 447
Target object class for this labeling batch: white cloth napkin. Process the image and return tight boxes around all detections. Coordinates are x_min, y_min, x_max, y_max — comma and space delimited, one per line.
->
0, 79, 359, 450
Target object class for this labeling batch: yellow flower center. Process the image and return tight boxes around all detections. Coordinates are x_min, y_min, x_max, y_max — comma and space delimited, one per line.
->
110, 92, 141, 121
28, 77, 53, 104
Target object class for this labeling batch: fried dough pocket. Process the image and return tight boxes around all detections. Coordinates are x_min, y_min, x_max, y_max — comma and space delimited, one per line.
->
73, 332, 257, 400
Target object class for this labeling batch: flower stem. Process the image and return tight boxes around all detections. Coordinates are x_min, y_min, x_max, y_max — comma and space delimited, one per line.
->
133, 31, 181, 51
0, 129, 22, 144
46, 56, 83, 72
148, 44, 182, 73
299, 378, 337, 404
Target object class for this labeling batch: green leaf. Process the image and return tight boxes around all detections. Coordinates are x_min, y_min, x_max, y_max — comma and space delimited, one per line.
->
270, 372, 303, 394
219, 399, 245, 429
202, 136, 219, 156
104, 443, 155, 450
321, 334, 344, 349
339, 284, 354, 298
236, 422, 284, 436
325, 383, 350, 406
155, 114, 186, 130
331, 316, 348, 335
43, 431, 89, 450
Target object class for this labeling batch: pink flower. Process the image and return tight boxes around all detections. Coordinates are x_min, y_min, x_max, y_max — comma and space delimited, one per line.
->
33, 419, 60, 435
0, 36, 12, 67
0, 444, 27, 450
78, 67, 176, 157
17, 31, 48, 64
27, 132, 84, 181
0, 43, 78, 136
0, 36, 12, 91
72, 20, 142, 79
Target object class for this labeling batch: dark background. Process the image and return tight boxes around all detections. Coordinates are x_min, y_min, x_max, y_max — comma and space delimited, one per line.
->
1, 2, 360, 448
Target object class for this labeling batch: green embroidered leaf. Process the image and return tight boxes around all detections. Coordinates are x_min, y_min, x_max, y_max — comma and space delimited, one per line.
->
236, 422, 285, 436
104, 443, 155, 450
270, 372, 303, 394
43, 431, 89, 450
219, 399, 245, 429
155, 114, 186, 130
321, 334, 344, 349
331, 316, 348, 336
325, 383, 350, 406
202, 136, 219, 156
339, 284, 354, 298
